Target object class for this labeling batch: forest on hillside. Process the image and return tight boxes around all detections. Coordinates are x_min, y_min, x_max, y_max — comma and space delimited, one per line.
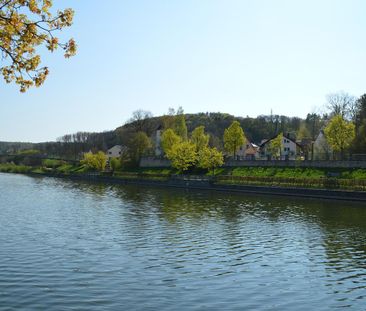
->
1, 91, 366, 159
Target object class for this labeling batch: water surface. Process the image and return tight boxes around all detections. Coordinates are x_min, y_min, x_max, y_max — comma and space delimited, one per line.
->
1, 173, 366, 310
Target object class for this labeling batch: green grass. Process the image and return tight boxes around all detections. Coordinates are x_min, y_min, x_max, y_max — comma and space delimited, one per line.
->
42, 159, 64, 168
230, 167, 326, 178
0, 163, 32, 173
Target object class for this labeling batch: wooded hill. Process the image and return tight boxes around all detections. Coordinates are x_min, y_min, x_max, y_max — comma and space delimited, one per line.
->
0, 112, 324, 159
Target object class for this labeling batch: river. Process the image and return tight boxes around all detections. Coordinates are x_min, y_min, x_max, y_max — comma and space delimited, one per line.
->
0, 173, 366, 310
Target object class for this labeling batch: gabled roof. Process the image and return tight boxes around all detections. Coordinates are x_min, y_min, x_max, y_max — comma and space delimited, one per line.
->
260, 133, 303, 149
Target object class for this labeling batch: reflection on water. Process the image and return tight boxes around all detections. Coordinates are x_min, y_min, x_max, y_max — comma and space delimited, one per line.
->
0, 173, 366, 310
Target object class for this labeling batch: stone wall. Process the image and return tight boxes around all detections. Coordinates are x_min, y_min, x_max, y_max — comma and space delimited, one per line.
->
140, 157, 171, 168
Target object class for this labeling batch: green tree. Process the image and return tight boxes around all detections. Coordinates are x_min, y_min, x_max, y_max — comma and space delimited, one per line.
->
161, 129, 181, 155
110, 157, 121, 172
198, 147, 224, 175
167, 141, 197, 172
128, 131, 151, 163
174, 111, 188, 140
224, 121, 245, 158
81, 151, 107, 171
0, 1, 76, 92
191, 126, 209, 152
324, 115, 355, 159
267, 133, 283, 159
354, 94, 366, 153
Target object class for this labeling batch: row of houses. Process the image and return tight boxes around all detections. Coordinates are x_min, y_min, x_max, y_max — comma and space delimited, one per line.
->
106, 128, 331, 162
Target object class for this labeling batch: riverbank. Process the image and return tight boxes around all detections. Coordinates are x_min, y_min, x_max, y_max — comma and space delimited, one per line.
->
2, 162, 366, 201
7, 171, 366, 202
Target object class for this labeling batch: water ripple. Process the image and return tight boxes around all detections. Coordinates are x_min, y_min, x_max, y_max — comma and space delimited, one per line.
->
0, 173, 366, 310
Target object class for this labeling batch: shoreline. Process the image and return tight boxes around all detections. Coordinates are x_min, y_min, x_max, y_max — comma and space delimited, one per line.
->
10, 171, 366, 203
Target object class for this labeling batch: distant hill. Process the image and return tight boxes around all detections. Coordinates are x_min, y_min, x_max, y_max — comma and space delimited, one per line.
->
1, 112, 317, 158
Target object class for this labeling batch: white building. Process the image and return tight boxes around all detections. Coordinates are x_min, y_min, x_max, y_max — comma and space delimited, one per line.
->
260, 134, 302, 160
313, 130, 332, 160
155, 125, 163, 157
106, 145, 127, 159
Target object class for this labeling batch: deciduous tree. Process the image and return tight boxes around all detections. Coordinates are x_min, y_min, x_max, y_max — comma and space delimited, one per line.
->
191, 126, 209, 152
161, 128, 181, 155
198, 147, 223, 175
174, 109, 187, 140
0, 0, 76, 92
81, 151, 107, 171
324, 115, 355, 158
267, 133, 283, 159
223, 121, 245, 158
128, 131, 151, 163
167, 141, 197, 172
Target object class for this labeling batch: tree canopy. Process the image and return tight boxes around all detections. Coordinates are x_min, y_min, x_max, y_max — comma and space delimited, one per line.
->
324, 115, 355, 156
198, 146, 223, 174
223, 121, 245, 157
167, 141, 197, 172
81, 151, 107, 171
191, 126, 209, 152
161, 129, 181, 155
267, 133, 283, 159
0, 0, 76, 92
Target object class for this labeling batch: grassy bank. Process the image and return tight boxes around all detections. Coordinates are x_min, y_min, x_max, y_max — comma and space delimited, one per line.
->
2, 162, 366, 191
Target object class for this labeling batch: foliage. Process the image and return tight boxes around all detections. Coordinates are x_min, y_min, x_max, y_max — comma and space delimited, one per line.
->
0, 0, 76, 92
17, 149, 40, 155
42, 159, 63, 168
198, 147, 224, 174
174, 113, 188, 140
81, 151, 107, 171
166, 141, 197, 172
0, 163, 32, 173
127, 110, 153, 134
223, 121, 245, 157
128, 131, 151, 163
267, 133, 283, 159
110, 157, 121, 172
191, 126, 209, 152
161, 129, 181, 155
324, 115, 355, 153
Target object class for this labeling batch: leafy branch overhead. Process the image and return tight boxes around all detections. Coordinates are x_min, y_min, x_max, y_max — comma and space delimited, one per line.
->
0, 0, 76, 92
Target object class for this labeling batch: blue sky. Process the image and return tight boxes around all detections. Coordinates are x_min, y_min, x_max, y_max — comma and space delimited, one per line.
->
1, 0, 366, 142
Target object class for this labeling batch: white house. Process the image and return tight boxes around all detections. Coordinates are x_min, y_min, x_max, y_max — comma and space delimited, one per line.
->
106, 145, 127, 159
154, 125, 163, 157
260, 134, 302, 160
313, 130, 332, 160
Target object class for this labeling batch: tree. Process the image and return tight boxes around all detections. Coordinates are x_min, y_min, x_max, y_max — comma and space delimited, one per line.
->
127, 110, 153, 133
161, 128, 181, 155
191, 126, 209, 152
81, 151, 107, 171
267, 133, 283, 159
174, 109, 187, 140
223, 121, 245, 158
324, 115, 355, 159
166, 141, 197, 172
198, 147, 223, 175
326, 91, 356, 120
0, 1, 76, 92
110, 157, 121, 172
128, 131, 151, 163
354, 94, 366, 153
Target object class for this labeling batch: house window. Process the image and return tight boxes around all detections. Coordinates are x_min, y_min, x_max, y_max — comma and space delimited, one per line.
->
108, 151, 112, 154
119, 151, 121, 154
